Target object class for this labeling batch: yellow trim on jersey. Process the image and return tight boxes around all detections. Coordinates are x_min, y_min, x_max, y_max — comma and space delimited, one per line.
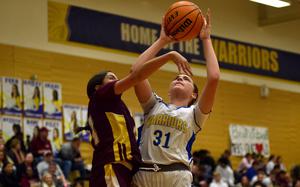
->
104, 164, 120, 186
105, 112, 132, 162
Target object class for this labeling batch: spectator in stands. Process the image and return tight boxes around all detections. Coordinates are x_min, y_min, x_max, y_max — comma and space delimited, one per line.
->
275, 156, 286, 171
20, 152, 38, 179
60, 137, 86, 179
238, 153, 253, 173
220, 150, 232, 168
41, 172, 56, 187
250, 169, 271, 187
0, 162, 20, 187
275, 170, 289, 187
266, 155, 276, 175
47, 161, 68, 187
215, 157, 234, 186
245, 160, 260, 181
7, 138, 25, 179
0, 151, 8, 174
37, 151, 64, 180
20, 166, 39, 187
192, 162, 208, 187
7, 138, 25, 165
5, 124, 26, 153
256, 154, 266, 171
235, 175, 250, 187
209, 172, 228, 187
31, 127, 52, 160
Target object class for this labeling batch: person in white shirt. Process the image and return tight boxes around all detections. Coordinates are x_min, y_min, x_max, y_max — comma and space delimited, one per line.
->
266, 155, 275, 175
250, 169, 272, 187
237, 153, 253, 173
215, 157, 234, 186
210, 172, 228, 187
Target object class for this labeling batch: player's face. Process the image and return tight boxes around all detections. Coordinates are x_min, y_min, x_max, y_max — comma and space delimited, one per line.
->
95, 72, 118, 90
170, 74, 194, 95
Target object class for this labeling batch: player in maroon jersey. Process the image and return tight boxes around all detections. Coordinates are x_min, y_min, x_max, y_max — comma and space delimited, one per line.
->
84, 56, 191, 186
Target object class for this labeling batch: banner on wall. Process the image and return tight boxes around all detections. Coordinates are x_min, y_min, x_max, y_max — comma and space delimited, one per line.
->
43, 119, 63, 144
23, 118, 43, 142
229, 124, 270, 156
79, 106, 90, 142
1, 116, 22, 141
43, 82, 62, 119
63, 104, 81, 141
23, 80, 43, 118
2, 77, 23, 116
48, 1, 300, 82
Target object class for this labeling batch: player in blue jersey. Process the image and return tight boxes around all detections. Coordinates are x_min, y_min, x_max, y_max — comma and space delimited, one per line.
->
132, 10, 220, 187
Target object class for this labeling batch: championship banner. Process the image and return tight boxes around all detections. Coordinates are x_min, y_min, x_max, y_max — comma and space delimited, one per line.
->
48, 1, 300, 82
23, 118, 43, 141
1, 116, 22, 141
2, 77, 23, 116
63, 104, 81, 141
43, 119, 63, 144
79, 106, 90, 142
43, 82, 62, 119
229, 124, 270, 156
23, 80, 43, 118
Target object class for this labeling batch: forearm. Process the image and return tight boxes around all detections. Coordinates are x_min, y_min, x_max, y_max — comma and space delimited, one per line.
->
132, 38, 169, 71
202, 38, 220, 81
132, 52, 174, 83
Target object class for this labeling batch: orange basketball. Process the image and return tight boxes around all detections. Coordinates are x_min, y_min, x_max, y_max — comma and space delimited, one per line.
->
164, 1, 204, 41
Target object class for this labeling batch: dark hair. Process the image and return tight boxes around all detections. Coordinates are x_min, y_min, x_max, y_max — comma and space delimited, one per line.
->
268, 155, 275, 161
52, 89, 59, 101
86, 71, 109, 99
188, 83, 198, 106
11, 84, 20, 97
12, 124, 21, 134
32, 86, 40, 99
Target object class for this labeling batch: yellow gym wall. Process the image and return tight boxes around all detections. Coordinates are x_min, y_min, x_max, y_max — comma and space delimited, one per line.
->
1, 43, 299, 170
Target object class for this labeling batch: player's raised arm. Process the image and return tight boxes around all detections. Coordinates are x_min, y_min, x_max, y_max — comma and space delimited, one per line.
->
198, 9, 220, 114
131, 17, 174, 104
114, 51, 192, 95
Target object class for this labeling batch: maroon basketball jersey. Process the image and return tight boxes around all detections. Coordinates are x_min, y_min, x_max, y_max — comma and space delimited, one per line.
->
88, 81, 141, 169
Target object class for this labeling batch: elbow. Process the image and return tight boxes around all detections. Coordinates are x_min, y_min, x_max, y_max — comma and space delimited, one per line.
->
129, 68, 144, 85
208, 71, 220, 83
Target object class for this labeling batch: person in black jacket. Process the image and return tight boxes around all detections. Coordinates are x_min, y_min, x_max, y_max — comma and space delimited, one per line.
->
0, 162, 20, 187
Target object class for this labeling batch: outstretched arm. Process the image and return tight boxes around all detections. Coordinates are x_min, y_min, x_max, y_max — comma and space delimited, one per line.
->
198, 9, 220, 114
114, 51, 192, 95
132, 18, 174, 104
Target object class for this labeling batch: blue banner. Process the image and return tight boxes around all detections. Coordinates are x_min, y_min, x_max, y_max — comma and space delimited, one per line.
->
48, 1, 300, 82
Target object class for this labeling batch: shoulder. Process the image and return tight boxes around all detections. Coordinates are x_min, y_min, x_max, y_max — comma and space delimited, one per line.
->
93, 81, 120, 100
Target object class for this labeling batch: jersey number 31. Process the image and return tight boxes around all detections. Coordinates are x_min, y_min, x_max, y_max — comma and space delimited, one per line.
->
153, 130, 171, 148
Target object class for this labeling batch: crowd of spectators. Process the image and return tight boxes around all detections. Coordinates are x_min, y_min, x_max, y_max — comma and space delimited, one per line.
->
0, 124, 87, 187
1, 124, 300, 187
191, 149, 300, 187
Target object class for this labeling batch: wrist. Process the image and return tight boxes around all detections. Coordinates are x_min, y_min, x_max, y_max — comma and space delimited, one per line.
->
201, 36, 211, 41
158, 37, 171, 45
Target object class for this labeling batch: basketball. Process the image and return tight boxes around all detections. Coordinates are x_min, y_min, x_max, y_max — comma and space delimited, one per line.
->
164, 1, 204, 41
